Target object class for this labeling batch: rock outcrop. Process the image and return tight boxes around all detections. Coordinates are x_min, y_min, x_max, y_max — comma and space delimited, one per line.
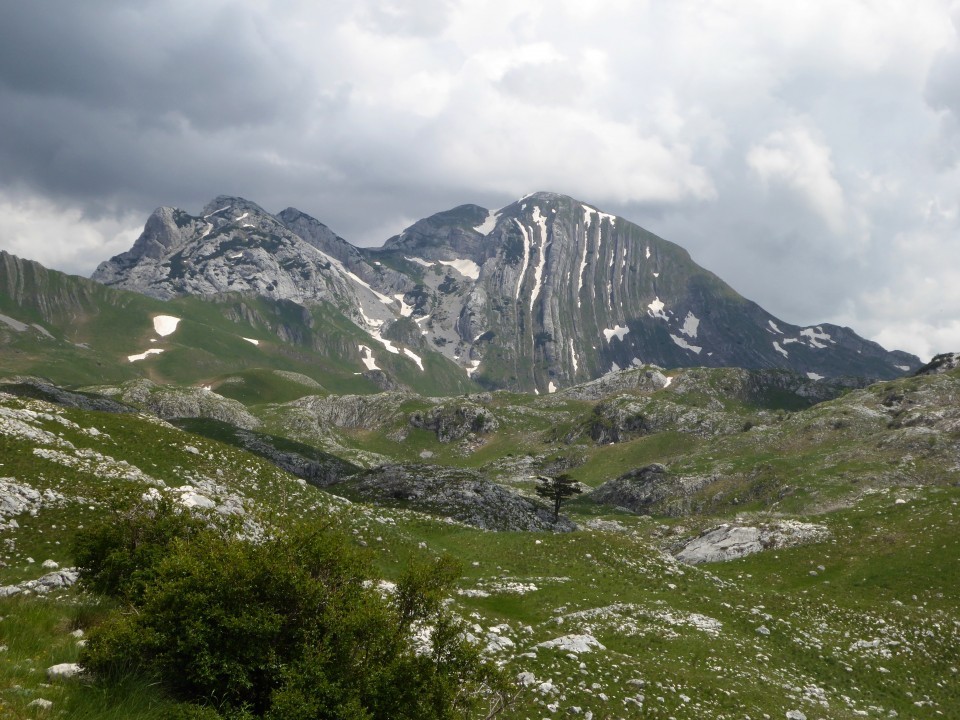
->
92, 379, 260, 429
408, 402, 499, 442
333, 464, 576, 532
914, 352, 960, 376
585, 464, 712, 516
675, 521, 830, 564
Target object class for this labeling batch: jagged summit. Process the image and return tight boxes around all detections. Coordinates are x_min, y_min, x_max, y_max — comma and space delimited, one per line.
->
89, 192, 922, 391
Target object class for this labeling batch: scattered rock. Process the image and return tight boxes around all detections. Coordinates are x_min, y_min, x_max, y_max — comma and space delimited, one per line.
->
535, 634, 606, 654
47, 663, 83, 680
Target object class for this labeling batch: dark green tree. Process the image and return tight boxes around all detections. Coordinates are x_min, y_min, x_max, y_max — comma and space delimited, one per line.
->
535, 473, 582, 523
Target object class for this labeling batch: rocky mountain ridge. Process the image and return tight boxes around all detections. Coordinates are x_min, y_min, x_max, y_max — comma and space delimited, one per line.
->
91, 191, 921, 391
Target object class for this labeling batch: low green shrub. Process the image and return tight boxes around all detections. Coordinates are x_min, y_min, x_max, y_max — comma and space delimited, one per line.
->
74, 502, 508, 719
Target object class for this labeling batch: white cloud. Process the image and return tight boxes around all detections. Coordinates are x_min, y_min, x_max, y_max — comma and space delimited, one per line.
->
3, 0, 960, 358
747, 125, 847, 235
0, 192, 141, 276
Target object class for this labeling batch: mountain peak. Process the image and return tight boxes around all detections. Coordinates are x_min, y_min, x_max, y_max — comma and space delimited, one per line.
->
89, 192, 922, 389
200, 196, 268, 219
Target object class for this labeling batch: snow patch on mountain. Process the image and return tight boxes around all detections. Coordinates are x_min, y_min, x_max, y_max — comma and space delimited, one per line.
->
806, 372, 824, 381
128, 349, 164, 362
358, 345, 379, 371
681, 312, 700, 339
242, 338, 259, 346
603, 325, 629, 342
773, 342, 789, 358
670, 334, 702, 354
394, 294, 414, 317
473, 210, 500, 235
576, 232, 589, 308
204, 205, 231, 219
153, 315, 181, 337
403, 348, 425, 371
647, 297, 668, 320
513, 220, 531, 303
340, 266, 394, 306
0, 314, 28, 332
373, 333, 400, 355
768, 320, 783, 334
582, 205, 596, 228
529, 207, 549, 311
438, 259, 481, 280
800, 327, 833, 349
405, 256, 433, 267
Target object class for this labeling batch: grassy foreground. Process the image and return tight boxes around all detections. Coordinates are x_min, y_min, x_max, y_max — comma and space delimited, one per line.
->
1, 367, 959, 718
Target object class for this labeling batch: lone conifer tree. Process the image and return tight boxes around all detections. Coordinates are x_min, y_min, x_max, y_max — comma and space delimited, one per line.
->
535, 473, 582, 523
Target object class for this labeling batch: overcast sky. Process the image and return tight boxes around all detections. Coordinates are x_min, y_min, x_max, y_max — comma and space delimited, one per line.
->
2, 1, 959, 361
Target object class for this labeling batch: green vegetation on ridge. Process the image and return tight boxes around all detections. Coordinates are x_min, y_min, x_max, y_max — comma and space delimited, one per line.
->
1, 358, 959, 718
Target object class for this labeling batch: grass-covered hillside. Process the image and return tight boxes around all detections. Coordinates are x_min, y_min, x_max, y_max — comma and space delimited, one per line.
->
0, 251, 476, 396
1, 361, 958, 718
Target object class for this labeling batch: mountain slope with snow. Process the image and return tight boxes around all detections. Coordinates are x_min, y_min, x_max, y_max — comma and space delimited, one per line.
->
91, 192, 921, 391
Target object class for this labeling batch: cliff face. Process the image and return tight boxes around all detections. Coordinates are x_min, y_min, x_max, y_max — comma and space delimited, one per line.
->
90, 192, 922, 391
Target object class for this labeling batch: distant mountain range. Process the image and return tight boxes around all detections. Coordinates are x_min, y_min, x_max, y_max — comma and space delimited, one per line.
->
2, 192, 920, 393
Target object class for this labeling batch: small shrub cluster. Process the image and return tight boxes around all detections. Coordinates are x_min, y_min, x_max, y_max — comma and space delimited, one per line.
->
73, 500, 509, 719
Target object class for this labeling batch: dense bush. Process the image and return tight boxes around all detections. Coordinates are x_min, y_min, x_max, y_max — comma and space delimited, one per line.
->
73, 494, 212, 603
73, 501, 509, 718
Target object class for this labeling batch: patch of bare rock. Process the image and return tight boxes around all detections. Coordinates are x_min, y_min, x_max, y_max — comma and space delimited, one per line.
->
675, 520, 829, 564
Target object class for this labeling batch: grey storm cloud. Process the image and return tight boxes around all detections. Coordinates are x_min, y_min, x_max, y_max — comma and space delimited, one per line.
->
1, 0, 959, 361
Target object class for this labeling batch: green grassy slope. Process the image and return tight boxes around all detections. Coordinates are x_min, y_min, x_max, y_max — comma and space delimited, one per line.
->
1, 364, 959, 718
0, 253, 476, 396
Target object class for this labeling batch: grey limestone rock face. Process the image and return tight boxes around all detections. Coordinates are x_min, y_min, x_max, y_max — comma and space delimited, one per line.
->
559, 367, 668, 402
915, 352, 960, 376
98, 379, 260, 430
408, 402, 499, 442
230, 429, 360, 488
90, 191, 922, 393
587, 464, 679, 513
335, 464, 576, 532
92, 199, 401, 334
675, 521, 829, 564
581, 395, 744, 444
283, 392, 411, 431
0, 377, 135, 414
